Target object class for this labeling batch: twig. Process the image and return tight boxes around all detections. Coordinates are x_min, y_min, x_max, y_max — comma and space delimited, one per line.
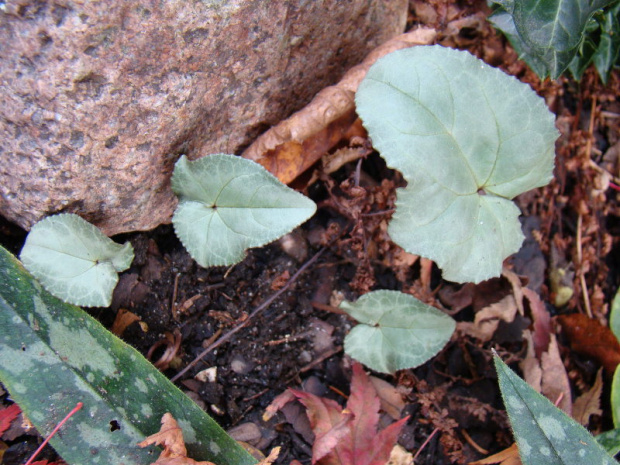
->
170, 247, 326, 383
460, 428, 488, 455
299, 346, 342, 373
171, 273, 180, 320
576, 213, 592, 318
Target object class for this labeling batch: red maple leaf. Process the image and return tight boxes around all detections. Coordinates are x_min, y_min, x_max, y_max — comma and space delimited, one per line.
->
268, 363, 408, 465
0, 404, 21, 436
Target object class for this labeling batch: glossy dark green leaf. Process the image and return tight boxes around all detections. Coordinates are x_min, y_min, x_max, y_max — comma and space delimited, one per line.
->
489, 0, 619, 79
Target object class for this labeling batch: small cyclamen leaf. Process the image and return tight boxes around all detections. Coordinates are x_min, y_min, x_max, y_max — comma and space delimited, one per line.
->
355, 45, 559, 283
494, 355, 619, 465
341, 290, 456, 374
172, 154, 316, 268
19, 213, 134, 307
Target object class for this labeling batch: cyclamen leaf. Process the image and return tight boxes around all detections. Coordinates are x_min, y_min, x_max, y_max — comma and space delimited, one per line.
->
494, 355, 619, 465
340, 290, 456, 374
355, 45, 558, 283
20, 213, 134, 307
172, 154, 316, 267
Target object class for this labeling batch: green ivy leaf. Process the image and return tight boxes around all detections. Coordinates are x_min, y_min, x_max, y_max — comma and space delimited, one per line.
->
489, 0, 618, 79
19, 213, 134, 307
355, 45, 558, 283
0, 245, 256, 465
494, 354, 619, 465
172, 154, 316, 268
340, 290, 456, 374
592, 4, 620, 84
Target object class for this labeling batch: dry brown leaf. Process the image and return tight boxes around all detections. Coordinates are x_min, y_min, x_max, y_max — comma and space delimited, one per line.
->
137, 413, 216, 465
369, 376, 406, 420
502, 269, 525, 316
110, 308, 141, 336
257, 446, 281, 465
520, 330, 543, 393
457, 295, 518, 341
572, 368, 603, 426
557, 313, 620, 374
521, 330, 572, 415
469, 443, 521, 465
522, 288, 552, 359
540, 334, 572, 415
242, 28, 437, 183
387, 444, 413, 465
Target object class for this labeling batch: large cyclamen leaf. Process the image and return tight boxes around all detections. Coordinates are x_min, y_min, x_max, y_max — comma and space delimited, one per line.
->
355, 45, 558, 283
20, 213, 134, 307
172, 154, 316, 268
340, 290, 456, 374
489, 0, 618, 79
0, 245, 256, 465
494, 354, 619, 465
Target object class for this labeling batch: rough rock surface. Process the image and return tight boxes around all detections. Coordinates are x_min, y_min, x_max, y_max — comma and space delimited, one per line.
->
0, 0, 407, 235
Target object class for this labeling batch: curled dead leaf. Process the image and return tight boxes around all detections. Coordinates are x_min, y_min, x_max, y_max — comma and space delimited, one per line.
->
110, 308, 141, 337
242, 28, 437, 183
557, 313, 620, 374
138, 413, 216, 465
457, 295, 519, 342
572, 368, 603, 426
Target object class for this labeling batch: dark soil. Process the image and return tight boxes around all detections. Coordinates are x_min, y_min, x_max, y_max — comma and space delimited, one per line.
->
2, 1, 620, 464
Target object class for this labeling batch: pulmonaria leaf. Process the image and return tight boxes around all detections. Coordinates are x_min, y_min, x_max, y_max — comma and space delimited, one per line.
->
494, 354, 619, 465
340, 290, 456, 374
171, 154, 316, 268
0, 245, 255, 465
355, 45, 559, 283
19, 213, 134, 307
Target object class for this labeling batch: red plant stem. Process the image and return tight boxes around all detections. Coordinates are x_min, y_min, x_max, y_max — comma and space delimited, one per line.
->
413, 427, 440, 462
24, 402, 83, 465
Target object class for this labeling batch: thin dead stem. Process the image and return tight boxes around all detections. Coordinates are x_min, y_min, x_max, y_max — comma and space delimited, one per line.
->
577, 213, 592, 318
170, 246, 326, 383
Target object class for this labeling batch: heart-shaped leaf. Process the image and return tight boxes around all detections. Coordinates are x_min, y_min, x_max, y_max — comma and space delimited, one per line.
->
172, 154, 316, 267
340, 290, 456, 374
20, 213, 134, 307
494, 354, 619, 465
355, 45, 559, 283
